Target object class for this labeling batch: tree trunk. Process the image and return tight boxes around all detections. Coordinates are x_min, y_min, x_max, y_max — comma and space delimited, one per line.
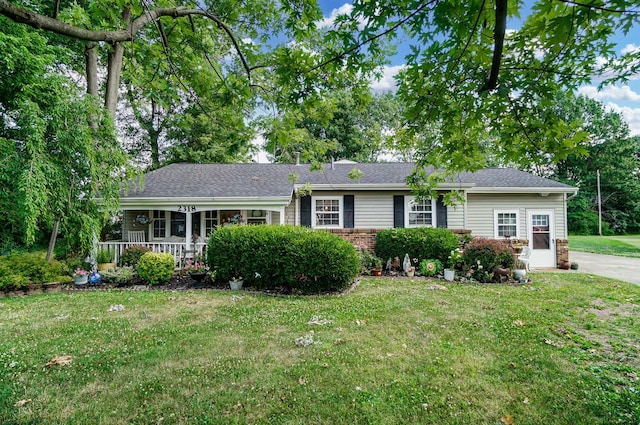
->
46, 219, 59, 262
105, 41, 125, 116
85, 42, 98, 96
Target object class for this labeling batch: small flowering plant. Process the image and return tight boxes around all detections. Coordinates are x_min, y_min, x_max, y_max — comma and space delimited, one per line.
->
73, 268, 88, 278
447, 248, 464, 270
183, 259, 207, 274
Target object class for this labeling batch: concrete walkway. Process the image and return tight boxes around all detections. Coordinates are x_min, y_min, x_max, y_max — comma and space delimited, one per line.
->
566, 251, 640, 286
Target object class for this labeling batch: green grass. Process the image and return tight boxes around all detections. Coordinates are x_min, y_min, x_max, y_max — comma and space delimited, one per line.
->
569, 235, 640, 258
2, 275, 639, 424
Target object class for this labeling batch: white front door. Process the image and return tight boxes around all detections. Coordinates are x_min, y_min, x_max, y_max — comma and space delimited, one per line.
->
527, 211, 555, 268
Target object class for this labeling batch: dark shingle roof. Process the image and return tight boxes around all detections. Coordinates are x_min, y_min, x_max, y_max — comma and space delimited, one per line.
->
122, 162, 574, 199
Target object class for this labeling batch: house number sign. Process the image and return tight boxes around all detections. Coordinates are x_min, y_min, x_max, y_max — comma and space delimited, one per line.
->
177, 205, 197, 212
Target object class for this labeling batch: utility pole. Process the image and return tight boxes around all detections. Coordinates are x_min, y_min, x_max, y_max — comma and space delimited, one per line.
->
597, 169, 602, 236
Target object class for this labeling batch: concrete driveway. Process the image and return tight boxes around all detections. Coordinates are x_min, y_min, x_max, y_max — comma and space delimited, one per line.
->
567, 251, 640, 286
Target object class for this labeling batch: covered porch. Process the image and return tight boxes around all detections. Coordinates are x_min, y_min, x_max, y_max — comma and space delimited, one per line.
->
99, 197, 292, 267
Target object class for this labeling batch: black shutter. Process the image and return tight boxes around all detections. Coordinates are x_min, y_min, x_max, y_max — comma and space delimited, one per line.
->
344, 195, 354, 228
393, 195, 405, 228
436, 195, 448, 228
300, 195, 312, 227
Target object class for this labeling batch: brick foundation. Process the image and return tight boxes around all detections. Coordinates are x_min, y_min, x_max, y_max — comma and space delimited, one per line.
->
326, 228, 381, 250
556, 239, 569, 267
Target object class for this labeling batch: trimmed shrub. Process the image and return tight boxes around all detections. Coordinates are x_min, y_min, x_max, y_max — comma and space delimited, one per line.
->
375, 228, 459, 265
136, 252, 175, 286
119, 245, 152, 267
463, 238, 515, 282
207, 225, 359, 293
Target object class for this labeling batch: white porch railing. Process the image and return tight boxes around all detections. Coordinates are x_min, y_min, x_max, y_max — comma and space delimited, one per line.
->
98, 241, 207, 269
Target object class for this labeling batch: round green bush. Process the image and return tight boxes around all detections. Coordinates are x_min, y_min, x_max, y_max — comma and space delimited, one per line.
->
375, 228, 460, 265
136, 252, 175, 286
207, 225, 359, 293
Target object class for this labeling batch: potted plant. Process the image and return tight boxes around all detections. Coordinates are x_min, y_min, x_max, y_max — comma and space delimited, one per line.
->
229, 275, 243, 290
183, 258, 208, 282
72, 268, 88, 285
444, 248, 463, 281
570, 261, 579, 270
406, 265, 416, 277
513, 259, 527, 280
371, 257, 383, 276
96, 248, 116, 271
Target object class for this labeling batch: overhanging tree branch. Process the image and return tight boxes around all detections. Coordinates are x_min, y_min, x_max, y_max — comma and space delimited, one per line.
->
480, 0, 507, 92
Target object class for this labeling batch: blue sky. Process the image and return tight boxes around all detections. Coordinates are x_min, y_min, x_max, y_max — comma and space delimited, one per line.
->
317, 1, 640, 135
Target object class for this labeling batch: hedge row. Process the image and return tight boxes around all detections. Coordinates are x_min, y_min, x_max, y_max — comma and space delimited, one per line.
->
207, 225, 359, 293
375, 228, 460, 265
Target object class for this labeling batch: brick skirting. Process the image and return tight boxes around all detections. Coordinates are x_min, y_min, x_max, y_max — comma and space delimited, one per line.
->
326, 228, 567, 269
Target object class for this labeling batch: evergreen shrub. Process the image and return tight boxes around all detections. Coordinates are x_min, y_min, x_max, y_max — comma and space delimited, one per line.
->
136, 252, 175, 285
375, 228, 459, 265
207, 225, 359, 293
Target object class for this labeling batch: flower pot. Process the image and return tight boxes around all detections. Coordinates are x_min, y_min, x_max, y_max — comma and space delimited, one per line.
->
229, 279, 243, 290
371, 269, 382, 276
73, 276, 88, 286
443, 269, 455, 281
513, 269, 527, 280
189, 272, 207, 282
559, 260, 570, 270
97, 262, 116, 272
406, 269, 415, 277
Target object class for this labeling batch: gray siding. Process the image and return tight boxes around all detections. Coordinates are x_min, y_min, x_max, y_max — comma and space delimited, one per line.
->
446, 200, 465, 229
124, 210, 150, 241
293, 191, 460, 229
466, 193, 567, 239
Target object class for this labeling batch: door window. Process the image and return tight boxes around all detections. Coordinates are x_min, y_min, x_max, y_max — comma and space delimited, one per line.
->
531, 214, 550, 249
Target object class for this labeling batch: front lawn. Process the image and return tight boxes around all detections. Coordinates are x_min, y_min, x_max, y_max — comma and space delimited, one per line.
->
569, 235, 640, 258
1, 274, 639, 424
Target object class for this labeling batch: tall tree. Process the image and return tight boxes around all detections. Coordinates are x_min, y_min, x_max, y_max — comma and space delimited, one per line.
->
531, 93, 640, 234
0, 18, 134, 256
325, 0, 639, 190
262, 91, 404, 163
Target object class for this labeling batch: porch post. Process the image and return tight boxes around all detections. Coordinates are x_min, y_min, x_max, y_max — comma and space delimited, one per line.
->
279, 207, 285, 224
185, 212, 192, 250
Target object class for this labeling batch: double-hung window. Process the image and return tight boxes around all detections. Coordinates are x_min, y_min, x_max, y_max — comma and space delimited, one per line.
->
405, 197, 435, 227
494, 210, 519, 238
312, 197, 342, 227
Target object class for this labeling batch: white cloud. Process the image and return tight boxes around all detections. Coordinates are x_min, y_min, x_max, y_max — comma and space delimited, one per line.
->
621, 43, 639, 55
578, 85, 640, 102
317, 4, 354, 29
605, 103, 640, 136
370, 65, 405, 93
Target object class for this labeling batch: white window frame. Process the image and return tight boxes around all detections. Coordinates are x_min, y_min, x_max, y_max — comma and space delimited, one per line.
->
204, 210, 219, 237
312, 196, 342, 228
152, 210, 168, 239
494, 210, 519, 238
405, 196, 436, 228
